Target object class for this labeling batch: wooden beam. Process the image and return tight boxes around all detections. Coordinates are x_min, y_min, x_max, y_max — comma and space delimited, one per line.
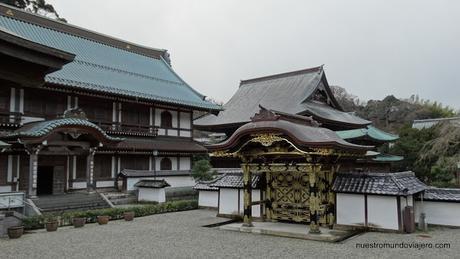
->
242, 162, 253, 227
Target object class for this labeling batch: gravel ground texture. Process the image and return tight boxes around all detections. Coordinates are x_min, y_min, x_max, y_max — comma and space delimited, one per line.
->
0, 209, 458, 259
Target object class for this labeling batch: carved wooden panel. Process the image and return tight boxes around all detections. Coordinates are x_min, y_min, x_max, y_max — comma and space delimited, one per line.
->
268, 170, 311, 223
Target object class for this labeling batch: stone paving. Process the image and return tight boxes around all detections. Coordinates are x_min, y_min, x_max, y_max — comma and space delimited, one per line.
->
0, 209, 458, 258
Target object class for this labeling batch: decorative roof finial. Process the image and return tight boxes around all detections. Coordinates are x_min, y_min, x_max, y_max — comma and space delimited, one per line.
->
250, 105, 280, 122
63, 108, 88, 120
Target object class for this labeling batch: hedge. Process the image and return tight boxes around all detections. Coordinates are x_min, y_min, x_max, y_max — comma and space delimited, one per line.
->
23, 199, 198, 230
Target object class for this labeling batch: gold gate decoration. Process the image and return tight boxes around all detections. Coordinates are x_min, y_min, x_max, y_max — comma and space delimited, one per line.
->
268, 168, 310, 223
250, 163, 336, 225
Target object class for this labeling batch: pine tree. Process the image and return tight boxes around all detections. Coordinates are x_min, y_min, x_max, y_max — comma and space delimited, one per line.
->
0, 0, 66, 22
0, 0, 28, 9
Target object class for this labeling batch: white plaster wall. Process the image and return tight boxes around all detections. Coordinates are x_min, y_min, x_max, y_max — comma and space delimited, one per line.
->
219, 188, 239, 215
180, 112, 191, 129
0, 186, 12, 193
415, 201, 460, 226
198, 190, 218, 208
367, 195, 399, 230
157, 128, 166, 136
179, 131, 191, 137
171, 111, 178, 128
96, 181, 115, 188
179, 157, 191, 170
336, 193, 365, 226
167, 129, 178, 136
138, 188, 166, 203
71, 182, 87, 189
154, 108, 162, 126
158, 176, 195, 187
238, 189, 261, 217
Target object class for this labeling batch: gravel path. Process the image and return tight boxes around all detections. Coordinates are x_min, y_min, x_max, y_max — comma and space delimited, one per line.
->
0, 209, 458, 258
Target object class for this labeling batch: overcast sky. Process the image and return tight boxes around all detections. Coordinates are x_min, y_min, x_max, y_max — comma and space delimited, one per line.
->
47, 0, 460, 108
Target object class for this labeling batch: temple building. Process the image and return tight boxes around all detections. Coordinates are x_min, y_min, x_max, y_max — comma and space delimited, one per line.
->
193, 67, 441, 232
195, 66, 400, 172
0, 4, 220, 199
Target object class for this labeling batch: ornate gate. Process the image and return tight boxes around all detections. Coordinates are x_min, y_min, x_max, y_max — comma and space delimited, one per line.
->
267, 169, 310, 223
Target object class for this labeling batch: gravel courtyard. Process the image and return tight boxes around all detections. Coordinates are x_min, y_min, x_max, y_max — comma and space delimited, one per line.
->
0, 209, 458, 258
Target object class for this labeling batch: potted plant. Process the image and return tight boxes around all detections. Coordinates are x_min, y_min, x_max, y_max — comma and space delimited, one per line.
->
44, 215, 59, 232
97, 215, 110, 225
123, 211, 135, 221
72, 212, 86, 228
7, 225, 24, 239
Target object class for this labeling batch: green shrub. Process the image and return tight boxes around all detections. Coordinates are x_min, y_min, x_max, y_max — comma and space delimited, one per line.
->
23, 200, 198, 230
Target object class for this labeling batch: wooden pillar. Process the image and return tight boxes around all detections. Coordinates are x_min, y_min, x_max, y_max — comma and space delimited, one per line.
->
27, 146, 41, 198
309, 164, 321, 234
242, 162, 253, 227
28, 153, 38, 198
86, 148, 96, 193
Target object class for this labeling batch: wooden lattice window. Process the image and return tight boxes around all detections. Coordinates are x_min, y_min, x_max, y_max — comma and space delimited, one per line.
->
160, 158, 172, 171
160, 111, 172, 128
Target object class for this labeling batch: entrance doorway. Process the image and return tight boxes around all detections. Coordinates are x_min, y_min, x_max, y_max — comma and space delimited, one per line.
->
37, 166, 54, 195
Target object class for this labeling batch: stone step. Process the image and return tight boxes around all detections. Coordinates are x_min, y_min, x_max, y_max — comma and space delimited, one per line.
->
32, 193, 110, 213
107, 196, 137, 205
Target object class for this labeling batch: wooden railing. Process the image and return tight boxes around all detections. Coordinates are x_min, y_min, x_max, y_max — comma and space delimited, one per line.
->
91, 120, 159, 136
0, 111, 22, 125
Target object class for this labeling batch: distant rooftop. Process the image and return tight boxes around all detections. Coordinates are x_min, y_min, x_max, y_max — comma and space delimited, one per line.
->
412, 117, 460, 129
195, 66, 370, 130
336, 126, 399, 143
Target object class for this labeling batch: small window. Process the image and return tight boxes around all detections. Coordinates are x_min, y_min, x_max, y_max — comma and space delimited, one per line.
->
160, 111, 173, 128
160, 157, 172, 170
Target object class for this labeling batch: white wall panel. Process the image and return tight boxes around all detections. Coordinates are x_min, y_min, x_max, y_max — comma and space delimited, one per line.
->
180, 112, 191, 129
415, 201, 460, 226
336, 193, 365, 226
219, 189, 239, 215
179, 157, 191, 170
238, 189, 261, 217
198, 190, 218, 208
367, 196, 399, 230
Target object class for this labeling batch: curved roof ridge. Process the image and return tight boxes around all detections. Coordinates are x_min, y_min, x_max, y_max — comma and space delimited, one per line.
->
6, 117, 123, 142
159, 56, 206, 100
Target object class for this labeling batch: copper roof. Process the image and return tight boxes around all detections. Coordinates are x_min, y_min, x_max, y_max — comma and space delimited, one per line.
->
5, 117, 123, 144
0, 4, 220, 111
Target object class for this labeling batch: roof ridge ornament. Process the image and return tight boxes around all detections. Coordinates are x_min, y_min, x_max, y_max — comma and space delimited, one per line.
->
250, 105, 280, 122
63, 108, 88, 120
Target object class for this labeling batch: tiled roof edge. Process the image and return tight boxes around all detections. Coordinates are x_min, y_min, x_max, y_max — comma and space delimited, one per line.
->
0, 3, 168, 60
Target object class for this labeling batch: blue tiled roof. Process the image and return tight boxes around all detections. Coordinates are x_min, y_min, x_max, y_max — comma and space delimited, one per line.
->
0, 14, 220, 110
336, 126, 399, 142
7, 118, 123, 142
